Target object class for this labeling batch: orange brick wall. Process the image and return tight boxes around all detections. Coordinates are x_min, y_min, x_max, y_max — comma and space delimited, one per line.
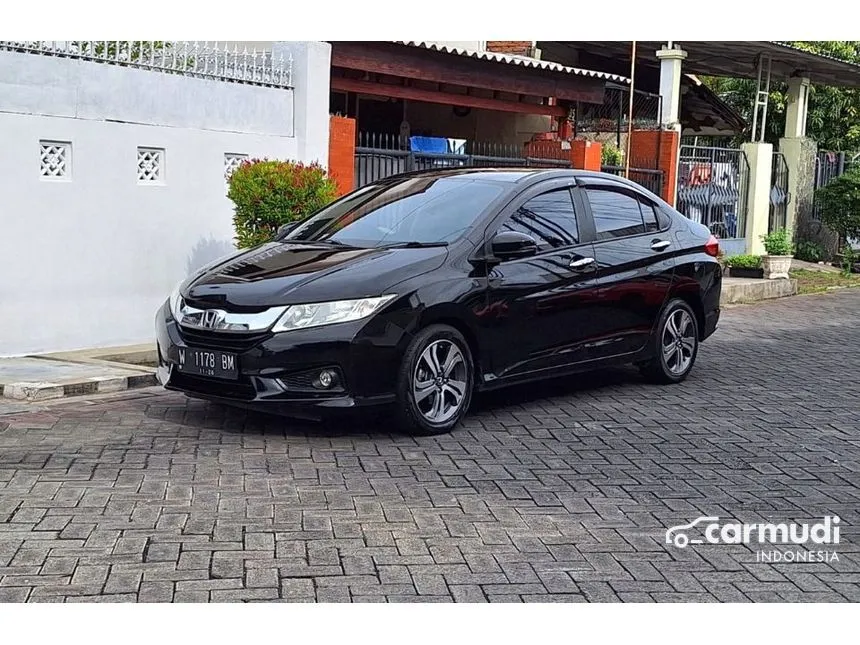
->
328, 115, 356, 197
486, 41, 534, 56
628, 130, 680, 205
570, 140, 602, 172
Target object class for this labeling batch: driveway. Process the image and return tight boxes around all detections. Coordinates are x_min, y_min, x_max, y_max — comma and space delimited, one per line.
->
1, 290, 859, 602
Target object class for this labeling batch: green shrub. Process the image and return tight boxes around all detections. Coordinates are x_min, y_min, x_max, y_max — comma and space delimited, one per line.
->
794, 239, 824, 263
761, 228, 794, 256
840, 244, 858, 277
816, 168, 860, 243
601, 143, 624, 167
725, 254, 762, 269
227, 159, 337, 248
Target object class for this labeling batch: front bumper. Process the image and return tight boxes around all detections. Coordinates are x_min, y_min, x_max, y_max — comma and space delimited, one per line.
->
155, 302, 404, 415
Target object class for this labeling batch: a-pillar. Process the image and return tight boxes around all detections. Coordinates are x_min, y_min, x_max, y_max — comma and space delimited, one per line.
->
570, 139, 602, 171
742, 142, 774, 255
779, 76, 816, 237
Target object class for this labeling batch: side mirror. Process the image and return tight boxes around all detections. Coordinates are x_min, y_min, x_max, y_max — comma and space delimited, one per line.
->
491, 230, 538, 261
275, 222, 298, 239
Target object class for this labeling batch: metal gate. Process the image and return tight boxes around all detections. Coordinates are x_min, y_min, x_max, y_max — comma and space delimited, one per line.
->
355, 133, 571, 188
675, 146, 750, 243
769, 152, 790, 232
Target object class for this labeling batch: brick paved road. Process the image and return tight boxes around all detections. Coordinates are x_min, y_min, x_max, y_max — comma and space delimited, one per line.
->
1, 291, 859, 602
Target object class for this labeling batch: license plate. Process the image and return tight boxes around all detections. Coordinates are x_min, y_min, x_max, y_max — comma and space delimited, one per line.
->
178, 347, 238, 380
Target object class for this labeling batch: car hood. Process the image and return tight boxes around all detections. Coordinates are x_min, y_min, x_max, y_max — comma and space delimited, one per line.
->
182, 242, 448, 309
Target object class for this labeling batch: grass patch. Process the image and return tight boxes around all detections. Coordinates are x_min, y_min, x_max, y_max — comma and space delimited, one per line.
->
790, 269, 860, 295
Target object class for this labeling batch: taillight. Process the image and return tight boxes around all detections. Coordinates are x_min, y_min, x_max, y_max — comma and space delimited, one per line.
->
704, 234, 720, 257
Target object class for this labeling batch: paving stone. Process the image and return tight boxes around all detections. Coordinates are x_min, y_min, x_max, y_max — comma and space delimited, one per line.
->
1, 291, 859, 603
138, 581, 174, 602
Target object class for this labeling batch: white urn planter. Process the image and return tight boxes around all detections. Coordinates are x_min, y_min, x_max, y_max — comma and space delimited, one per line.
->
761, 255, 793, 280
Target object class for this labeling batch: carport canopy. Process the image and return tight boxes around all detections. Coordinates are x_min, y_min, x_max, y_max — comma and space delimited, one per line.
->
538, 41, 860, 88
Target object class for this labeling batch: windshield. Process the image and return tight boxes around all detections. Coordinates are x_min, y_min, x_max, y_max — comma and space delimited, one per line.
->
283, 175, 506, 247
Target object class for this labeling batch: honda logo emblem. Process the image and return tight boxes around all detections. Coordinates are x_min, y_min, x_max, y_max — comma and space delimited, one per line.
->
200, 309, 226, 329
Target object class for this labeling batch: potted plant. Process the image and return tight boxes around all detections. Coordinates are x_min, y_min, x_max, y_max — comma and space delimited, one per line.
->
724, 254, 764, 279
760, 228, 794, 279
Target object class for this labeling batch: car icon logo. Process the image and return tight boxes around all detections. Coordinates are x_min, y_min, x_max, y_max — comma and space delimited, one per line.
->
665, 516, 720, 548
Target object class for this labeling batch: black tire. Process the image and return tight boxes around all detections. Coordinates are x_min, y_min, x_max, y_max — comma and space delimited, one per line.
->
394, 324, 474, 435
639, 298, 699, 384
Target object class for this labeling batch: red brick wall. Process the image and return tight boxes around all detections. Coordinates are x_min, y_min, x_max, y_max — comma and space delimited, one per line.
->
486, 41, 534, 56
328, 115, 356, 197
628, 130, 680, 206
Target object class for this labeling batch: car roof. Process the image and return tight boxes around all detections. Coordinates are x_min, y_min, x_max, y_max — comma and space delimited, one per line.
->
373, 167, 664, 201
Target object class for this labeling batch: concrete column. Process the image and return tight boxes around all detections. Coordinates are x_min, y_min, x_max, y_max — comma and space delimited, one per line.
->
656, 45, 687, 131
780, 75, 815, 238
271, 41, 332, 167
742, 142, 773, 255
781, 136, 821, 245
784, 76, 810, 138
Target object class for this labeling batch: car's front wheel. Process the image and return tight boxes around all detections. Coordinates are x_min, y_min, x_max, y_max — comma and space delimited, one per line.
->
639, 298, 699, 384
394, 324, 474, 435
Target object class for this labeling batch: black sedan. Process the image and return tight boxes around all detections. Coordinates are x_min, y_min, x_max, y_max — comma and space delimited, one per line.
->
155, 168, 721, 434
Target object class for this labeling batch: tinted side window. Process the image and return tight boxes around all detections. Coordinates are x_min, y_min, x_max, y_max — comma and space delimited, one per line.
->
585, 188, 645, 240
501, 189, 579, 250
639, 199, 660, 233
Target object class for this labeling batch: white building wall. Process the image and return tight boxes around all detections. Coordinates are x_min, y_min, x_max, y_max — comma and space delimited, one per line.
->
0, 43, 331, 356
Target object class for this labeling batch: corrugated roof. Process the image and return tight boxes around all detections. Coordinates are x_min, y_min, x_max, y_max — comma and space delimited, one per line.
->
391, 41, 629, 84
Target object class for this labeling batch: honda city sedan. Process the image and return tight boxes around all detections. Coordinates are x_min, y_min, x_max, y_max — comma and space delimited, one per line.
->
155, 168, 721, 434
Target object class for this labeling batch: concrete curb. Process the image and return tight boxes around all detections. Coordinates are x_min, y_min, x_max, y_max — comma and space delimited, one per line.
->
1, 373, 158, 402
721, 278, 798, 305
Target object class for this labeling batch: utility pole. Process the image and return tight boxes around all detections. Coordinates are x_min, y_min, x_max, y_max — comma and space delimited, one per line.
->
625, 41, 637, 178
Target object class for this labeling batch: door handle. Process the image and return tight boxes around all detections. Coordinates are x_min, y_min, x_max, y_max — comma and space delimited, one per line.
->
650, 239, 671, 251
570, 257, 595, 269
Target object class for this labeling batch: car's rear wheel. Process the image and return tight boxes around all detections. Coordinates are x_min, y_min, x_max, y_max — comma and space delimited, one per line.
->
639, 298, 699, 384
394, 324, 473, 435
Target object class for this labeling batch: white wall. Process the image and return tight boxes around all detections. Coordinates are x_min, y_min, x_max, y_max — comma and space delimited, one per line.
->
0, 44, 331, 356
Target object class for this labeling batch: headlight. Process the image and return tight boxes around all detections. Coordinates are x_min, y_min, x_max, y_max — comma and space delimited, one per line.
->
168, 282, 185, 322
271, 295, 396, 332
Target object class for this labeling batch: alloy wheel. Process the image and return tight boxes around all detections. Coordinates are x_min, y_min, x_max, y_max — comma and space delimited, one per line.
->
661, 309, 696, 376
412, 339, 468, 424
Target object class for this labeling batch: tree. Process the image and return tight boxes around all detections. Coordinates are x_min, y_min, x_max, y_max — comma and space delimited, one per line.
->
702, 42, 860, 151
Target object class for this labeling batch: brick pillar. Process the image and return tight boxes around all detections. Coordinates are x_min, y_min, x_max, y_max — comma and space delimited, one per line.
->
486, 41, 536, 56
629, 130, 680, 205
570, 140, 602, 171
328, 115, 356, 196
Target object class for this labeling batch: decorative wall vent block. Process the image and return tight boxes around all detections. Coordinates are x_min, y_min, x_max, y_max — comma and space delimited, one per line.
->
137, 147, 164, 183
40, 141, 71, 179
224, 153, 248, 185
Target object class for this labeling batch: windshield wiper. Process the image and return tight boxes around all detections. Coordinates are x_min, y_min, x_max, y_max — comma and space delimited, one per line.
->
379, 241, 449, 249
280, 238, 358, 248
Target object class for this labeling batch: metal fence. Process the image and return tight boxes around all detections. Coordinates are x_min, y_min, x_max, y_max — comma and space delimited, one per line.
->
676, 146, 750, 240
574, 84, 662, 150
354, 133, 571, 187
600, 166, 665, 197
0, 40, 292, 88
769, 152, 790, 232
